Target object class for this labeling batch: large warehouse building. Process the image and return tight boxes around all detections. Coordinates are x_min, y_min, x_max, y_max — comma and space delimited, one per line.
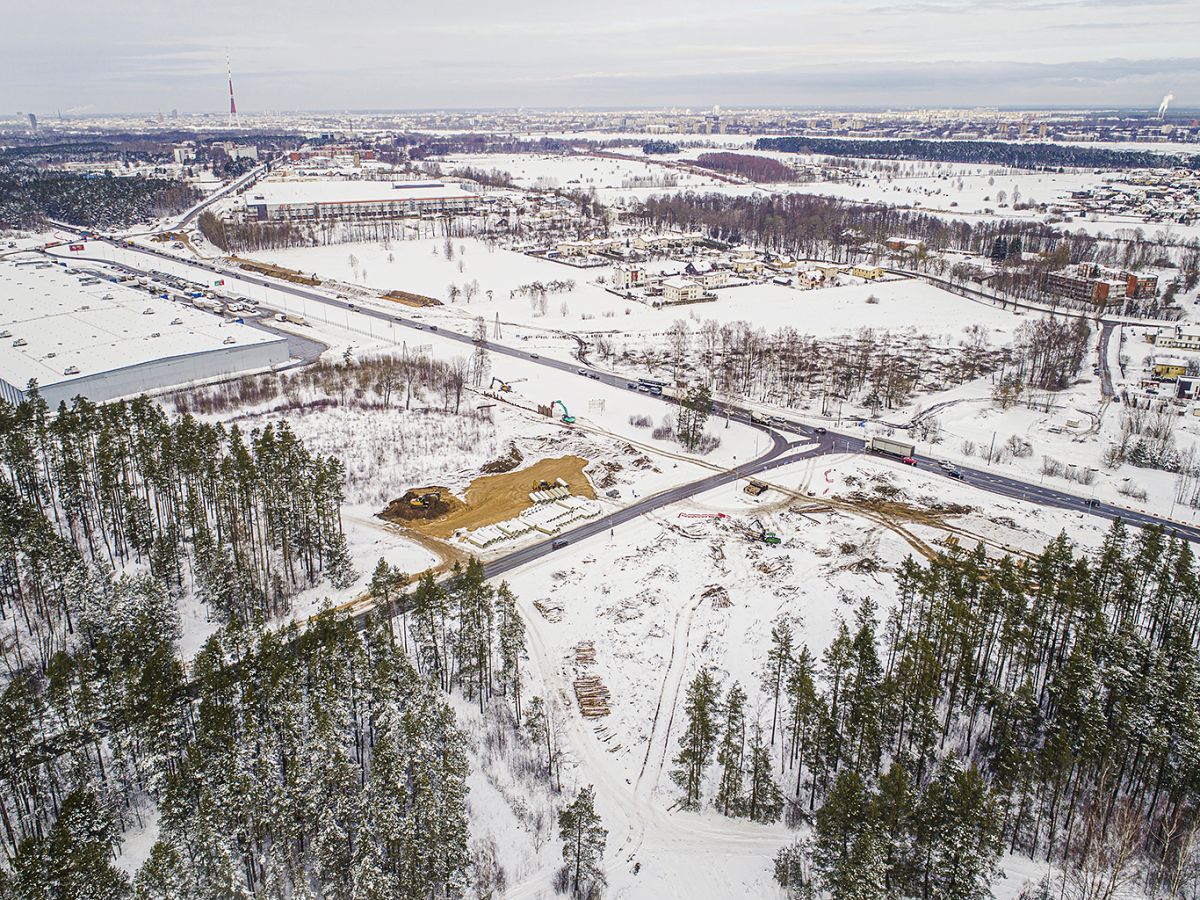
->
0, 260, 290, 408
243, 179, 480, 222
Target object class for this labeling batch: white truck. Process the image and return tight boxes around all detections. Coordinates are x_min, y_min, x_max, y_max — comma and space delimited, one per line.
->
866, 435, 915, 458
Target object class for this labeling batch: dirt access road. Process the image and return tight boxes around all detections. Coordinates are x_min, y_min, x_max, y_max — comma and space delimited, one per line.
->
381, 455, 594, 539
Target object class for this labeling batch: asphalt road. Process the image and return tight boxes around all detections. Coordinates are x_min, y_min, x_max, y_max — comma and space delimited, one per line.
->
176, 164, 269, 228
1097, 321, 1117, 398
46, 235, 1200, 575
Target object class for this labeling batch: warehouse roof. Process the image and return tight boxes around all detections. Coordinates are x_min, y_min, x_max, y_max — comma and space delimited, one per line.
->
0, 260, 284, 392
245, 179, 479, 207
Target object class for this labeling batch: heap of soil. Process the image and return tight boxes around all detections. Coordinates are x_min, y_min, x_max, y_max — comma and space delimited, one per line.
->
383, 289, 442, 308
378, 456, 594, 539
481, 442, 523, 475
232, 257, 321, 286
379, 487, 462, 522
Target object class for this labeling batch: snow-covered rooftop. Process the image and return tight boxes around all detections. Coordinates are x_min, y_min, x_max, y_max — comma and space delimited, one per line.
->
0, 260, 284, 391
245, 179, 479, 207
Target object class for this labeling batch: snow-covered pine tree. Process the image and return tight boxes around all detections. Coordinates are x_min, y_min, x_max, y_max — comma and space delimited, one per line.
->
558, 785, 607, 899
670, 666, 720, 810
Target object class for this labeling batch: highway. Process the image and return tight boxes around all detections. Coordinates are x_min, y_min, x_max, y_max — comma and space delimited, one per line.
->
43, 233, 1200, 584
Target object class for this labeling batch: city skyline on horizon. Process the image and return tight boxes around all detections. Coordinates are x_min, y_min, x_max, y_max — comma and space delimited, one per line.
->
2, 0, 1195, 115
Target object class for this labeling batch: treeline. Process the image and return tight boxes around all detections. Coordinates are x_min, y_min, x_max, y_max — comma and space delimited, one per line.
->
198, 209, 306, 252
0, 390, 354, 670
755, 136, 1200, 171
636, 191, 1062, 263
198, 209, 479, 253
0, 167, 199, 229
449, 166, 516, 188
172, 351, 475, 418
691, 520, 1200, 897
604, 318, 1007, 413
636, 189, 1196, 284
693, 152, 797, 182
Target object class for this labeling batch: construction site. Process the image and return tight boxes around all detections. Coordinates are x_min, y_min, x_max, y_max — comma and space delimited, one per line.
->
378, 454, 598, 545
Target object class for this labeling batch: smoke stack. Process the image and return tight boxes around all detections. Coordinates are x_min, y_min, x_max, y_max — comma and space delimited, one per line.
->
1158, 92, 1175, 118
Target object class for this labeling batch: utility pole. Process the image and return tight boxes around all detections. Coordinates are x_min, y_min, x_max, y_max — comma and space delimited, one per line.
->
986, 430, 997, 466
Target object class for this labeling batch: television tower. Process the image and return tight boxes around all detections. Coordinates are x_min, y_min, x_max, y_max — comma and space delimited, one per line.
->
227, 54, 239, 128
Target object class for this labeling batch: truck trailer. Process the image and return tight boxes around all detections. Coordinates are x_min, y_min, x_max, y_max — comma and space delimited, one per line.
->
866, 435, 915, 458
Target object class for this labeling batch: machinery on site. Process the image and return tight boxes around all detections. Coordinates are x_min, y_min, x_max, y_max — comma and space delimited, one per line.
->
552, 400, 576, 424
738, 518, 781, 545
489, 377, 513, 393
408, 491, 441, 509
752, 519, 782, 545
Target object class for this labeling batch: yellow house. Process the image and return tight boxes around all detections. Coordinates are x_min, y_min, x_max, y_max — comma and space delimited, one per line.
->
1153, 357, 1188, 380
852, 264, 885, 280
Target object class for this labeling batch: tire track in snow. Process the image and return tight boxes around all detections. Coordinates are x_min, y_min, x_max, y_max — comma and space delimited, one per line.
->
636, 591, 706, 797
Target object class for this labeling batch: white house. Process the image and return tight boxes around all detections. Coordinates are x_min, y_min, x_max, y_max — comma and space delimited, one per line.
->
614, 264, 646, 290
662, 276, 705, 304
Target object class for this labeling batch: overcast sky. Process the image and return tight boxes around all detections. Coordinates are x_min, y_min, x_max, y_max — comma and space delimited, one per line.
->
3, 0, 1196, 114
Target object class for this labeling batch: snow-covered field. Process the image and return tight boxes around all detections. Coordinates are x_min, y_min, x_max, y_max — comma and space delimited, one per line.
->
249, 236, 1020, 345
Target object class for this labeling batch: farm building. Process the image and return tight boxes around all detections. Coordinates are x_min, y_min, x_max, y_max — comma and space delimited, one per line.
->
0, 260, 289, 408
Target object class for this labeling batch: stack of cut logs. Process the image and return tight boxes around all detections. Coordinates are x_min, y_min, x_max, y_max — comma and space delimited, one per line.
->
572, 642, 610, 717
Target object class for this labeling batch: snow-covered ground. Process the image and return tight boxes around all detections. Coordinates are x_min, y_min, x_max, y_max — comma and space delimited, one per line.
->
248, 236, 1020, 345
439, 147, 1195, 239
490, 453, 1115, 898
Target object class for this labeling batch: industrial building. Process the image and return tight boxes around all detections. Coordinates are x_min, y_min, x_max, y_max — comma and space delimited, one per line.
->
242, 179, 480, 222
0, 260, 289, 408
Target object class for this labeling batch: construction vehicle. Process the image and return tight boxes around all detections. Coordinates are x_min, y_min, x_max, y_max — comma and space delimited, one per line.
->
490, 377, 513, 393
866, 435, 915, 458
744, 479, 769, 497
552, 400, 575, 424
751, 518, 782, 545
408, 491, 441, 509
